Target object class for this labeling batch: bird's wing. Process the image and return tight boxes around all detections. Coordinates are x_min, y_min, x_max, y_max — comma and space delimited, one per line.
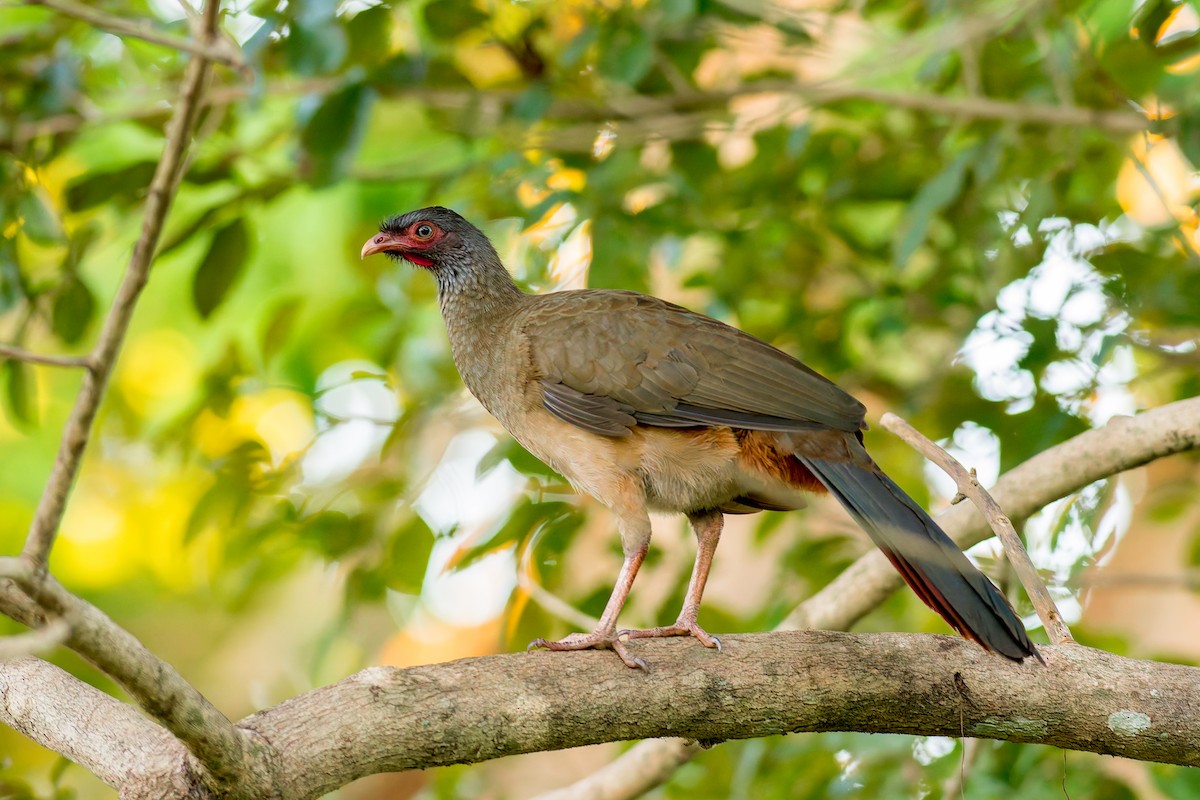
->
519, 290, 866, 437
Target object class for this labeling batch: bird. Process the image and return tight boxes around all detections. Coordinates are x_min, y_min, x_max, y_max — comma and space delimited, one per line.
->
361, 206, 1039, 669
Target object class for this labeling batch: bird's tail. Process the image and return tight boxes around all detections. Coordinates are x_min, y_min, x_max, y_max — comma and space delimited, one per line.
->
793, 436, 1039, 662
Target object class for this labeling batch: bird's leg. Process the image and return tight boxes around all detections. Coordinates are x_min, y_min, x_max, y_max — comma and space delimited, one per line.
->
528, 510, 651, 669
618, 509, 724, 652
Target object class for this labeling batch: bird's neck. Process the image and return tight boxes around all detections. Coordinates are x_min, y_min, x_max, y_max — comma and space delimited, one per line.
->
434, 255, 529, 399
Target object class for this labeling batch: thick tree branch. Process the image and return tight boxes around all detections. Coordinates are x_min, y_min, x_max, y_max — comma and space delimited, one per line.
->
0, 657, 200, 798
0, 394, 1194, 795
233, 635, 1200, 799
0, 573, 270, 794
23, 0, 244, 70
539, 397, 1200, 800
880, 411, 1073, 645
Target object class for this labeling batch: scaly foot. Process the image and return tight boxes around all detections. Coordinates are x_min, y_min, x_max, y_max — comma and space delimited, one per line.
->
528, 630, 648, 670
617, 620, 723, 652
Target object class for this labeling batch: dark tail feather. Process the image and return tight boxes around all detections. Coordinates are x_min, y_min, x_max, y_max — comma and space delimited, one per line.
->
797, 445, 1039, 662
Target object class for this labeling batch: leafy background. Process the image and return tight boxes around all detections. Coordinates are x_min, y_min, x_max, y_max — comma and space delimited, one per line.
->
2, 0, 1200, 797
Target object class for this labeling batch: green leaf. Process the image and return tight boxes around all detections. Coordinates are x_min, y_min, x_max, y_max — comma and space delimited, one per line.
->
261, 296, 302, 362
449, 497, 579, 573
345, 5, 394, 66
0, 239, 26, 313
51, 272, 95, 344
65, 162, 158, 211
423, 0, 488, 39
3, 359, 36, 427
300, 82, 375, 185
598, 26, 655, 85
385, 516, 436, 594
192, 219, 250, 319
1150, 764, 1200, 797
300, 510, 371, 559
284, 19, 347, 76
893, 148, 974, 266
1179, 110, 1200, 167
17, 188, 65, 245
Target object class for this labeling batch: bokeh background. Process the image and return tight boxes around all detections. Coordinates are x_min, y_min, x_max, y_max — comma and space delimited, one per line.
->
2, 0, 1200, 797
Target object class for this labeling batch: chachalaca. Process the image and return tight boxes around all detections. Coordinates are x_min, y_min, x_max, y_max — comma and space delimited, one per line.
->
362, 206, 1039, 668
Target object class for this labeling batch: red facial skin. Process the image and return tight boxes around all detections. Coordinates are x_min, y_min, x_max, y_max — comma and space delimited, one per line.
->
360, 222, 444, 266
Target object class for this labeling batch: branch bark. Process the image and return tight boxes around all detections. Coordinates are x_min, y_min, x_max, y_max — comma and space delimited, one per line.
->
238, 635, 1199, 799
8, 634, 1198, 797
0, 657, 200, 798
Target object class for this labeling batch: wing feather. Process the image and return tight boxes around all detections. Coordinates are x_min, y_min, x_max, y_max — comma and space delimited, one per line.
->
524, 290, 865, 437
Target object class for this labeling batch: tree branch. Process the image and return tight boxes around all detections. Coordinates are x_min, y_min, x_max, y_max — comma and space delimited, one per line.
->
23, 0, 244, 70
538, 397, 1200, 800
234, 635, 1200, 799
0, 618, 69, 660
2, 398, 1198, 797
0, 573, 270, 794
0, 657, 200, 798
879, 411, 1073, 645
0, 344, 92, 369
7, 77, 1152, 152
21, 0, 218, 569
2, 2, 273, 794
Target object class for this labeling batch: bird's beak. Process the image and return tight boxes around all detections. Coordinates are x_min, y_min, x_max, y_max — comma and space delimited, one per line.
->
361, 232, 404, 260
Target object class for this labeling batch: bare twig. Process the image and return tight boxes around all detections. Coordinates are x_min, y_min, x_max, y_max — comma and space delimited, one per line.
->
1073, 569, 1200, 591
8, 76, 1153, 151
4, 3, 271, 792
879, 412, 1074, 646
0, 617, 69, 660
23, 0, 244, 70
21, 0, 218, 569
537, 397, 1200, 800
0, 344, 92, 369
519, 534, 601, 632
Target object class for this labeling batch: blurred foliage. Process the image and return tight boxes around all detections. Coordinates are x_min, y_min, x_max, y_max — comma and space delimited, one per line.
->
2, 0, 1200, 797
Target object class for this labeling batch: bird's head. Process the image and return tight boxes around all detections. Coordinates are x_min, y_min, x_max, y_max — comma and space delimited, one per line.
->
360, 206, 486, 269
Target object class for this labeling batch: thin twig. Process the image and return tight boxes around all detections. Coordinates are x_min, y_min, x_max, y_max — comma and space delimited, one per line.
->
20, 0, 219, 569
0, 617, 70, 660
23, 0, 244, 70
7, 77, 1152, 151
0, 344, 92, 369
880, 412, 1074, 646
1073, 569, 1200, 590
4, 2, 267, 788
518, 536, 601, 633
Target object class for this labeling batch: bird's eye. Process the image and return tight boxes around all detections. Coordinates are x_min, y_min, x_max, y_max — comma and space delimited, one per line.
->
414, 223, 435, 239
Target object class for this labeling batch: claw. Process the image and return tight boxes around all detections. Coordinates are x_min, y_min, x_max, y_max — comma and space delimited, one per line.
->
617, 620, 724, 654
